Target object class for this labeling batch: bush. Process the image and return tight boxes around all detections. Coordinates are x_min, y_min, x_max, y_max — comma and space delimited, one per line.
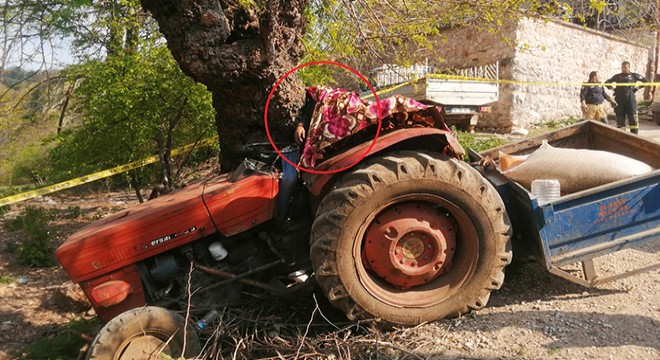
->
64, 205, 82, 219
3, 206, 57, 267
539, 117, 580, 129
5, 143, 53, 185
17, 317, 100, 360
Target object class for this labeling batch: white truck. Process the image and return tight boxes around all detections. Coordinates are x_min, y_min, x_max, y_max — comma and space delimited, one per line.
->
361, 61, 499, 132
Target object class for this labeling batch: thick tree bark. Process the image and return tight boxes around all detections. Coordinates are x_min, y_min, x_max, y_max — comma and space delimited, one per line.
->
140, 0, 309, 171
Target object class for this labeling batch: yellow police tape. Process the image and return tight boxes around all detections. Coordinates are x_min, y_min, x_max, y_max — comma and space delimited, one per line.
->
3, 73, 659, 207
0, 136, 218, 207
361, 73, 660, 100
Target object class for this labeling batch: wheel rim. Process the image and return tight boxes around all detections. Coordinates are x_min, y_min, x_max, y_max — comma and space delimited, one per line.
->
362, 202, 456, 289
116, 331, 179, 360
356, 196, 480, 308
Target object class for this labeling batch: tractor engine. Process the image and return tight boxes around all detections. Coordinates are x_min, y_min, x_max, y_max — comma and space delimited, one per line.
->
138, 221, 311, 313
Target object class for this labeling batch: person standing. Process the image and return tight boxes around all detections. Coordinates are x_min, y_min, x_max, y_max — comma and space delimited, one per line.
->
605, 61, 648, 134
580, 71, 616, 123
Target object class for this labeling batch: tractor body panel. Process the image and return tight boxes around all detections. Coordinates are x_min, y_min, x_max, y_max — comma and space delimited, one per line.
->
55, 173, 278, 283
302, 127, 464, 202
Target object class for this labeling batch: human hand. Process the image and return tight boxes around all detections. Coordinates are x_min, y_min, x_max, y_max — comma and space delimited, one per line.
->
294, 124, 306, 144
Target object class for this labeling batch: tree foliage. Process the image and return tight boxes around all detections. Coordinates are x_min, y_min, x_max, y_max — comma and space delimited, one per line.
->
140, 0, 578, 170
299, 0, 659, 74
1, 0, 159, 71
1, 0, 657, 189
0, 69, 66, 186
140, 0, 309, 170
1, 0, 219, 201
569, 0, 658, 34
50, 45, 216, 199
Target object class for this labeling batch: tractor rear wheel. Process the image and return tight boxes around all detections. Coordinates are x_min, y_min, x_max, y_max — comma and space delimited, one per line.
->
86, 306, 201, 360
310, 151, 512, 325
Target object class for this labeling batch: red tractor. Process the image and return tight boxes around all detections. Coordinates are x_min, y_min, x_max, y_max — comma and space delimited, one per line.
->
55, 103, 511, 359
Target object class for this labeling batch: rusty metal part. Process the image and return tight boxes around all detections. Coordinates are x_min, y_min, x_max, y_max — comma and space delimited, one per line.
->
355, 195, 480, 309
195, 262, 283, 293
549, 260, 660, 288
362, 202, 456, 289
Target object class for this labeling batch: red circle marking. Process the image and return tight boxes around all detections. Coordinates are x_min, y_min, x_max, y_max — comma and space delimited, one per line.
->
264, 60, 382, 175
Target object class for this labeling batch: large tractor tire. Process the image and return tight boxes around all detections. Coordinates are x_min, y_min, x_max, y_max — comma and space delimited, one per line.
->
86, 306, 201, 360
310, 151, 512, 325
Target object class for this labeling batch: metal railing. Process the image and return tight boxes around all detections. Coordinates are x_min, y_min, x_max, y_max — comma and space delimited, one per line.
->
371, 60, 499, 88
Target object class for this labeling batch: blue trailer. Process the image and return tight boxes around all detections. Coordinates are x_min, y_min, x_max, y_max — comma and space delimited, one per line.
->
470, 120, 660, 287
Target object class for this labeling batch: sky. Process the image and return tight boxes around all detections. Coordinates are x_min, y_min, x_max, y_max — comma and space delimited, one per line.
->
3, 36, 75, 71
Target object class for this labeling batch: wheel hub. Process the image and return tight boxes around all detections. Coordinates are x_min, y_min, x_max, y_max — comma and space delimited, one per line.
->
120, 335, 172, 359
363, 202, 457, 289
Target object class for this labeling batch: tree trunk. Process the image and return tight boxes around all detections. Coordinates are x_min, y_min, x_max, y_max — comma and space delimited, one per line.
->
161, 95, 188, 191
130, 172, 145, 203
140, 0, 309, 171
57, 81, 75, 134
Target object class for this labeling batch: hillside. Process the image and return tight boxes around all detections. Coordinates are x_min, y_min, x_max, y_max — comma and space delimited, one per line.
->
0, 69, 71, 190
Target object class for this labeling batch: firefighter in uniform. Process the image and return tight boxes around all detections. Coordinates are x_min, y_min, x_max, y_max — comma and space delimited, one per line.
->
604, 61, 648, 134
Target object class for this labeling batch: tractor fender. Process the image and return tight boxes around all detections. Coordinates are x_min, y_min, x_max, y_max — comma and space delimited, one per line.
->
302, 127, 464, 204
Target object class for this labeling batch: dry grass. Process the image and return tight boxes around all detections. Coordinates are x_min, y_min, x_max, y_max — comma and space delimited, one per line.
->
193, 292, 450, 360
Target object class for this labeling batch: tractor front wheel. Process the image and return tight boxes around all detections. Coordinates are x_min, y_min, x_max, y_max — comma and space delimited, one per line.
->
310, 151, 512, 325
86, 306, 201, 360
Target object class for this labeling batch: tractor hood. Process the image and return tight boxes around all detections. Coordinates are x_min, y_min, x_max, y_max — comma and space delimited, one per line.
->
55, 173, 278, 283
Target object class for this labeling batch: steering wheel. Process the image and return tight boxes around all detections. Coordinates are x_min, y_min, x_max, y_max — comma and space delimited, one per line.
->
241, 142, 299, 164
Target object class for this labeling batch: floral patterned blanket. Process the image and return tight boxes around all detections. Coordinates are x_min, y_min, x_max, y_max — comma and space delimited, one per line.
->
300, 86, 448, 168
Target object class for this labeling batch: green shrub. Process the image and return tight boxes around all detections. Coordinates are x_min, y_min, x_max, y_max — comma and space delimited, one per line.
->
4, 206, 57, 267
64, 205, 83, 219
540, 117, 580, 129
0, 184, 41, 199
452, 128, 508, 161
6, 143, 53, 185
18, 317, 100, 360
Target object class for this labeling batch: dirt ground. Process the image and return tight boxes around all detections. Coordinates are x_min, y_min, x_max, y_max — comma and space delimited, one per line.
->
0, 122, 658, 360
0, 191, 140, 359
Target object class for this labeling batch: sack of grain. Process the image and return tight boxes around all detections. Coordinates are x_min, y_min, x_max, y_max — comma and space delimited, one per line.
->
503, 141, 653, 194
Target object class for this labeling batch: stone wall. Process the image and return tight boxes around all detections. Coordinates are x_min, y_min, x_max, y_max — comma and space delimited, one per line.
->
423, 23, 517, 131
352, 18, 651, 132
431, 19, 651, 131
509, 19, 650, 129
425, 22, 517, 70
